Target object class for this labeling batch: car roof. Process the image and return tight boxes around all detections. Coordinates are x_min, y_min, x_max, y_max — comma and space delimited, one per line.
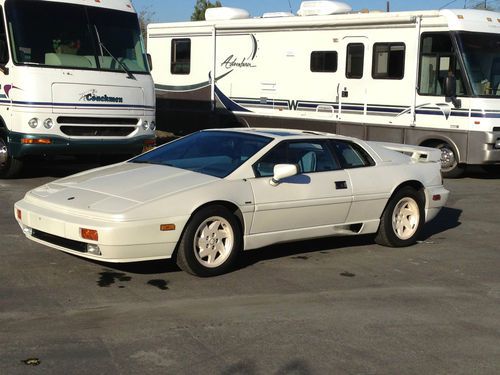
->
203, 128, 357, 142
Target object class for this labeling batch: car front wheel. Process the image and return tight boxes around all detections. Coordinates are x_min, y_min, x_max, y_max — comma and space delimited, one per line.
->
176, 205, 242, 277
375, 186, 425, 247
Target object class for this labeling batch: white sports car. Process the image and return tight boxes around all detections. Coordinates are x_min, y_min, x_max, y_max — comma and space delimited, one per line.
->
15, 128, 449, 276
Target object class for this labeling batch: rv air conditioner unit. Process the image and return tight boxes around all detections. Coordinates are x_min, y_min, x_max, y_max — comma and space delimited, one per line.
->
297, 1, 352, 16
205, 7, 251, 21
262, 12, 295, 18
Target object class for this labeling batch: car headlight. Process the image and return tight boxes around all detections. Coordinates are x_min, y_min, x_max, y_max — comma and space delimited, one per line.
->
142, 121, 149, 130
43, 118, 54, 129
28, 118, 39, 129
150, 121, 156, 131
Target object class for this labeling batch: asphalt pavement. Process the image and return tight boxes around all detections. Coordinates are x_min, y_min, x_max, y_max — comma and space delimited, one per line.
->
1, 161, 499, 374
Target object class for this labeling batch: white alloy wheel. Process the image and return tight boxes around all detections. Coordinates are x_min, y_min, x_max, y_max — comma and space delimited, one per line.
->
193, 216, 235, 268
391, 197, 420, 240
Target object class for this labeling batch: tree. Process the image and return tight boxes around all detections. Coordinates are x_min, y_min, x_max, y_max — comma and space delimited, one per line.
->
468, 0, 499, 10
191, 0, 222, 21
137, 6, 156, 43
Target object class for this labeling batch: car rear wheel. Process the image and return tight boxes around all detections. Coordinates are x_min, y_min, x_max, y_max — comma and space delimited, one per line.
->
176, 205, 242, 277
0, 137, 23, 179
375, 186, 425, 247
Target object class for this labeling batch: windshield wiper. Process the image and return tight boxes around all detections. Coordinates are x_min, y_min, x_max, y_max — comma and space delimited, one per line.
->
94, 25, 136, 80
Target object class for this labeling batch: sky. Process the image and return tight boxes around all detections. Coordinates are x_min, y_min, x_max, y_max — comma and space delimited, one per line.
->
131, 0, 491, 23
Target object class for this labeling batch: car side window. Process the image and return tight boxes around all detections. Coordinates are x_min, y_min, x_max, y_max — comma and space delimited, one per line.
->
253, 140, 340, 177
329, 140, 375, 169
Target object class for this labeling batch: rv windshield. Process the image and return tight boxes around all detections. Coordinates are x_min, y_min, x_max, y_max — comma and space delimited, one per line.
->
456, 31, 500, 97
5, 0, 148, 73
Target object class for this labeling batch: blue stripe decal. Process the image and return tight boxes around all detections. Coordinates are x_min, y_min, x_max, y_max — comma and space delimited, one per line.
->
215, 86, 251, 113
0, 99, 153, 109
230, 96, 500, 119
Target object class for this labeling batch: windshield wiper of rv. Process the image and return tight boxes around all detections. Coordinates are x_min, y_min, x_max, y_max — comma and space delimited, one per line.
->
93, 25, 136, 80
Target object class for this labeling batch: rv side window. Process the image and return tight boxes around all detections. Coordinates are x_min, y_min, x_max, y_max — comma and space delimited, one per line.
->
346, 43, 364, 79
372, 43, 405, 79
171, 39, 191, 75
0, 7, 7, 64
310, 51, 338, 73
418, 33, 465, 96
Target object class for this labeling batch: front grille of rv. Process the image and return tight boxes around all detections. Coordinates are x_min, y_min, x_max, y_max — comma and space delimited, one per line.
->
32, 229, 88, 253
60, 126, 135, 137
57, 117, 139, 125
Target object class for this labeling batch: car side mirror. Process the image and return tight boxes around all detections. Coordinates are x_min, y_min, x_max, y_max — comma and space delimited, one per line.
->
444, 75, 461, 108
270, 164, 298, 186
147, 53, 153, 71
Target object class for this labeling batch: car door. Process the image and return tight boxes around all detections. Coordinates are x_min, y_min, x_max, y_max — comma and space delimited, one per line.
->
248, 139, 353, 235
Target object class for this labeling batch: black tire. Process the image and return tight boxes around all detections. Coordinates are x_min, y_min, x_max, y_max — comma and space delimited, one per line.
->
435, 142, 465, 178
0, 137, 23, 179
375, 186, 425, 247
176, 205, 242, 277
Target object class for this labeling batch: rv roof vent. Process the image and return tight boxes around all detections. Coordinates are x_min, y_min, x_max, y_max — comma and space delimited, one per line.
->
262, 12, 295, 18
297, 1, 352, 16
205, 7, 250, 21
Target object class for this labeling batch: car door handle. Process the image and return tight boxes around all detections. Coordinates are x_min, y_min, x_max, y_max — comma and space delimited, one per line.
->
335, 181, 348, 190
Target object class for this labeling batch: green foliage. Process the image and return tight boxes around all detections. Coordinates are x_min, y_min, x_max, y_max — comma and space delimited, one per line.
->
191, 0, 222, 21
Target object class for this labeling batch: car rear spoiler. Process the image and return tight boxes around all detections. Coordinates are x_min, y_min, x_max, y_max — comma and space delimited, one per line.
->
374, 142, 442, 163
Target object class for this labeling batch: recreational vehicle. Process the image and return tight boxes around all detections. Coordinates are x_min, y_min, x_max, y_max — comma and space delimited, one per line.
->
0, 0, 155, 178
148, 1, 500, 177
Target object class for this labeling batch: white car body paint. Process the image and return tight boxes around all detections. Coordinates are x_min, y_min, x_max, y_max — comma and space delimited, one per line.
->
15, 128, 449, 263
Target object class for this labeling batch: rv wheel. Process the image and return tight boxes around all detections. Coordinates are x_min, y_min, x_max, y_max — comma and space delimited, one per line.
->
435, 142, 465, 178
0, 137, 23, 179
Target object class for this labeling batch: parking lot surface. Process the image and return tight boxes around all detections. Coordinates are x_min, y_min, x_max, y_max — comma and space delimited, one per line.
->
1, 161, 500, 374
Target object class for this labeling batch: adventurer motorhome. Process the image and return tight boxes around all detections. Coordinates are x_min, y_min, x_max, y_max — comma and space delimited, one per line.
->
0, 0, 155, 178
148, 1, 500, 177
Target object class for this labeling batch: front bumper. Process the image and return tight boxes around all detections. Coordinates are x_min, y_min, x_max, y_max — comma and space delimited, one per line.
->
5, 131, 155, 158
467, 130, 500, 165
14, 199, 189, 263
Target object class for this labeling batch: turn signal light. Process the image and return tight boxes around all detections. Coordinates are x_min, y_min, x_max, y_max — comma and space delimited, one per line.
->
432, 194, 442, 201
16, 209, 22, 220
160, 224, 176, 231
80, 228, 99, 241
21, 138, 52, 144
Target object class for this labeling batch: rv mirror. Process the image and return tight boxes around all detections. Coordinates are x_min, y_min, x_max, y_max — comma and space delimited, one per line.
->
147, 53, 153, 71
0, 64, 9, 75
444, 75, 461, 108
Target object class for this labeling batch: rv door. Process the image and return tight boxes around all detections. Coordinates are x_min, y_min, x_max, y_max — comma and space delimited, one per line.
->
339, 37, 369, 123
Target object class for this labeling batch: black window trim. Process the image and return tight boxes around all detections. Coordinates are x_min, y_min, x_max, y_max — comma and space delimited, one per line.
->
417, 31, 471, 98
171, 38, 191, 75
310, 50, 338, 73
372, 42, 406, 80
346, 42, 365, 79
327, 139, 376, 169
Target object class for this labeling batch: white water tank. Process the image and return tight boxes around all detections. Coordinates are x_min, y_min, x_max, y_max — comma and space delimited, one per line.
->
205, 7, 250, 21
297, 1, 352, 16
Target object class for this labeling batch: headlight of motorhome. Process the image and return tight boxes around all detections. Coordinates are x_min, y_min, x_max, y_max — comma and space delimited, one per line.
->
43, 118, 54, 129
28, 118, 39, 129
142, 121, 149, 130
150, 121, 156, 131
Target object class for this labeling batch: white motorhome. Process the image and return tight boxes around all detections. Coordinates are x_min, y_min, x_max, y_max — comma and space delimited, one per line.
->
0, 0, 156, 178
148, 1, 500, 177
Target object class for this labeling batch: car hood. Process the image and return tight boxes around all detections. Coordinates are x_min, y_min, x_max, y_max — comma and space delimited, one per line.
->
28, 162, 219, 214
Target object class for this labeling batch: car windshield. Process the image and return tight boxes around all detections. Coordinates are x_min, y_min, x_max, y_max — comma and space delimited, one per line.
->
5, 0, 148, 73
130, 131, 273, 178
456, 31, 500, 97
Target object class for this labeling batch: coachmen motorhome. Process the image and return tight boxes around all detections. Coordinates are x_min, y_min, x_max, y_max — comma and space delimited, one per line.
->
0, 0, 156, 178
148, 1, 500, 177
